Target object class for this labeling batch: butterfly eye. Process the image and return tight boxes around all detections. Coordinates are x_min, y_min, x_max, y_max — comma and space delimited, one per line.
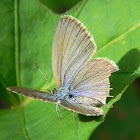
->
52, 88, 57, 95
68, 94, 73, 98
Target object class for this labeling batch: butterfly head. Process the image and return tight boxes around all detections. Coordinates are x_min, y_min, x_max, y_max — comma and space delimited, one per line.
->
56, 88, 70, 99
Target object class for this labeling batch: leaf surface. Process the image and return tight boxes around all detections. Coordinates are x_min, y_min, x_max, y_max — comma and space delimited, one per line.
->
0, 0, 140, 139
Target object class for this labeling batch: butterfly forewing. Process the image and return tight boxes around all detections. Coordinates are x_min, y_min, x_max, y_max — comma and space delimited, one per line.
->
52, 15, 97, 89
7, 86, 58, 103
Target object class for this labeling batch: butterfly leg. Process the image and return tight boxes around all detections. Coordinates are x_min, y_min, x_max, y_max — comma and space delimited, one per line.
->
58, 105, 62, 119
56, 102, 62, 119
72, 112, 76, 120
56, 104, 60, 118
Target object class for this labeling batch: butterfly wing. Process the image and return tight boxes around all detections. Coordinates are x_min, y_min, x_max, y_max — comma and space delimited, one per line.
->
7, 86, 58, 103
69, 58, 119, 104
52, 15, 97, 89
60, 98, 103, 116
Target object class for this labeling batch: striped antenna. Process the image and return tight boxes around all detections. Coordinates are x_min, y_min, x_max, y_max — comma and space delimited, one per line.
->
34, 62, 54, 90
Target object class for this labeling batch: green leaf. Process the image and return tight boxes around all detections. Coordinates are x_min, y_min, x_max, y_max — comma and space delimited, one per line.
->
0, 0, 140, 139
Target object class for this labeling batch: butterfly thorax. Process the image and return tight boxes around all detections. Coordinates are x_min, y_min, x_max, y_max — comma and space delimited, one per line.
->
56, 88, 70, 99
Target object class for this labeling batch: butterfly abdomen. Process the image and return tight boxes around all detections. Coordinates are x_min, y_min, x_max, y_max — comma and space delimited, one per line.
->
68, 96, 104, 107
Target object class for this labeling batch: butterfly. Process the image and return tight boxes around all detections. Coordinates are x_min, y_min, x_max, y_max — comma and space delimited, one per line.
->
7, 15, 119, 117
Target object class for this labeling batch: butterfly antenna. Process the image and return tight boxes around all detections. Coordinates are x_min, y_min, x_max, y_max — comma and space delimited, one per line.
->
34, 62, 54, 89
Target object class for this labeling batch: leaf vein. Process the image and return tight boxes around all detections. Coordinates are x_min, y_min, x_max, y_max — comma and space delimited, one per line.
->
96, 22, 140, 54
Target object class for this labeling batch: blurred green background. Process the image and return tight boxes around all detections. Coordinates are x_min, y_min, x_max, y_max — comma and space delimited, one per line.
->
0, 0, 140, 139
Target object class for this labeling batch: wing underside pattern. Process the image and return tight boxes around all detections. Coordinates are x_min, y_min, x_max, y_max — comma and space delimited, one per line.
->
7, 86, 58, 103
52, 15, 97, 89
69, 58, 119, 104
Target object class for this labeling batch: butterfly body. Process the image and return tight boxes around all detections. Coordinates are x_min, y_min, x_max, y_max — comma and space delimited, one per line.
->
54, 87, 105, 107
55, 88, 70, 99
7, 15, 119, 116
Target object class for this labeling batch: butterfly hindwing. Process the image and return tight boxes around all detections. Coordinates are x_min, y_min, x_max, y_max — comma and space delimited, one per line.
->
69, 58, 119, 104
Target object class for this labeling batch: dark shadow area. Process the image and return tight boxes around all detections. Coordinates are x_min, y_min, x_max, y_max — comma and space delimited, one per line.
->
0, 74, 20, 109
79, 114, 103, 122
0, 99, 10, 109
109, 48, 140, 98
135, 77, 140, 97
39, 0, 81, 14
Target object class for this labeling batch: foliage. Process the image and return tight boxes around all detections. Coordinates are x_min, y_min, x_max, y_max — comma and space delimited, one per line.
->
0, 0, 139, 139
